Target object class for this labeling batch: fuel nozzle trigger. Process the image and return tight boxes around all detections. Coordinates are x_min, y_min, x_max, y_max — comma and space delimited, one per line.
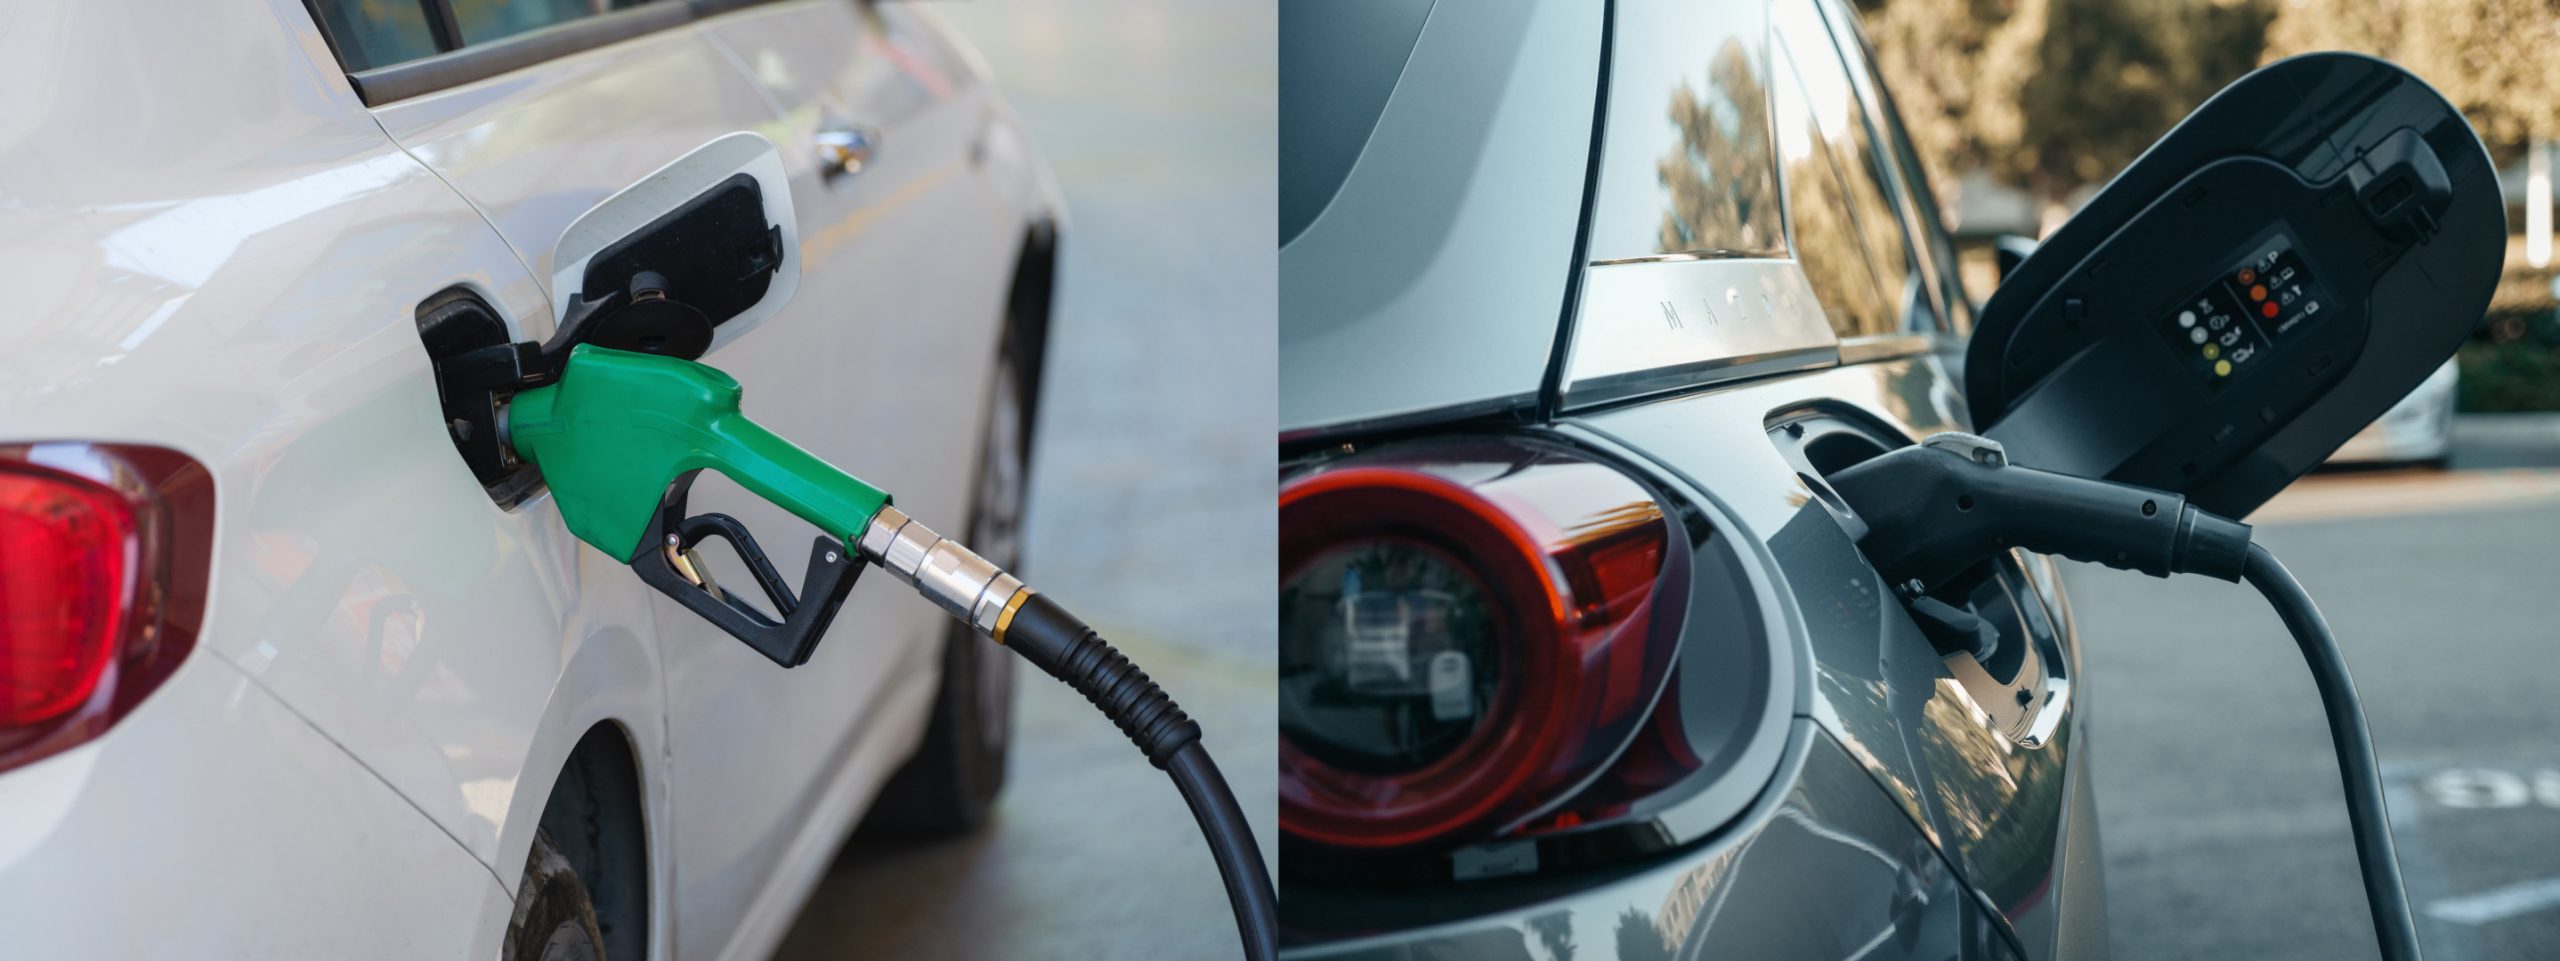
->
503, 345, 895, 668
629, 471, 863, 668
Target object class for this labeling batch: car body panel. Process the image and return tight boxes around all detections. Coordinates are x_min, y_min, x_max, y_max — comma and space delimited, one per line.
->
357, 4, 1029, 958
1278, 0, 1601, 436
1289, 722, 2014, 961
1, 2, 1053, 958
1, 0, 652, 892
1573, 355, 2088, 958
0, 656, 509, 957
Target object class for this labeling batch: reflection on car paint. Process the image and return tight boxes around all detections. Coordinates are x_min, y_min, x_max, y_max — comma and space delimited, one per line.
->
1296, 725, 2017, 961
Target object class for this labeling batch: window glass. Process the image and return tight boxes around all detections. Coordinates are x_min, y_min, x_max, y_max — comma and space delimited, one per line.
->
452, 0, 657, 46
1772, 41, 1890, 337
1775, 2, 1928, 338
1586, 0, 1785, 262
1824, 0, 1972, 329
309, 0, 442, 72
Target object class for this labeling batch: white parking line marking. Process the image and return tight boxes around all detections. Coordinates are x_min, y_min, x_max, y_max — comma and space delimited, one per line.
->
2427, 876, 2560, 926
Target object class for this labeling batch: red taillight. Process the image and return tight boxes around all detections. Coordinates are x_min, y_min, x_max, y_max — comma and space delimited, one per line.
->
1277, 441, 1684, 851
0, 445, 210, 773
0, 467, 134, 727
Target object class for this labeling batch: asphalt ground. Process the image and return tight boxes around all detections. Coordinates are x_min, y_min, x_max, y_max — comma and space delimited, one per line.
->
774, 630, 1274, 960
773, 3, 1277, 958
2074, 415, 2560, 960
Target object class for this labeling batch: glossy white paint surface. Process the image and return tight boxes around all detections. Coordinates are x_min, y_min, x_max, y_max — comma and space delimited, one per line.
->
685, 6, 1026, 959
0, 656, 509, 957
0, 0, 1052, 957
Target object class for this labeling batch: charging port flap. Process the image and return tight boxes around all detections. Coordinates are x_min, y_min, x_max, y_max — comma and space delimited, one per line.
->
1967, 53, 2504, 519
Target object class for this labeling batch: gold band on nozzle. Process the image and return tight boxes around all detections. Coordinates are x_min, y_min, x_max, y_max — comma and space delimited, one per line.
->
992, 587, 1036, 645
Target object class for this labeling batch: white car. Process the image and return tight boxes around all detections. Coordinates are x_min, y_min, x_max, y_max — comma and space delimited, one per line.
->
2330, 359, 2459, 465
0, 2, 1058, 959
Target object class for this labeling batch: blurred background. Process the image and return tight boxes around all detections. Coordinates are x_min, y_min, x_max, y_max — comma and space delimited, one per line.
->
1860, 0, 2560, 410
772, 2, 1275, 957
1852, 0, 2560, 957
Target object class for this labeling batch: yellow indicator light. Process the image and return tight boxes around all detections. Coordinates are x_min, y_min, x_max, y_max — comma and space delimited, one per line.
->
2203, 343, 2221, 360
2215, 359, 2233, 377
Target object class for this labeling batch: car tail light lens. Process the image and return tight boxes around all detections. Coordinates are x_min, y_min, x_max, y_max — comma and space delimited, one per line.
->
0, 445, 211, 773
1278, 440, 1685, 850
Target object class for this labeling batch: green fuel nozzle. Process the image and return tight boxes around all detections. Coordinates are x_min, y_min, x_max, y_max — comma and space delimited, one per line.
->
501, 345, 1275, 957
507, 345, 890, 563
504, 344, 891, 665
501, 344, 1033, 669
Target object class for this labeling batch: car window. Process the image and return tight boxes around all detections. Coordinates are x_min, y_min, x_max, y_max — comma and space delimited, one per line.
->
1772, 39, 1892, 337
306, 0, 673, 76
1816, 0, 1969, 331
307, 0, 443, 71
1586, 0, 1785, 263
454, 0, 656, 46
1774, 6, 1929, 339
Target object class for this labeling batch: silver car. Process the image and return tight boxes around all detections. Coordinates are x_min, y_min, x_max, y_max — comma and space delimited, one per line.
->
1281, 0, 2096, 957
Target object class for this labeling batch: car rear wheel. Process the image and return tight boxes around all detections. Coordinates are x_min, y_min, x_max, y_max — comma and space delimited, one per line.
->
503, 830, 608, 961
865, 341, 1027, 834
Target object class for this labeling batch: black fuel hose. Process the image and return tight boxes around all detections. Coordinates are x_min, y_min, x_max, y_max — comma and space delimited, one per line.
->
1001, 592, 1278, 961
2242, 543, 2425, 961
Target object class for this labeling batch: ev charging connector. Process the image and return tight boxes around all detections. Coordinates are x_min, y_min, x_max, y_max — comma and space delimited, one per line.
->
1832, 434, 2422, 961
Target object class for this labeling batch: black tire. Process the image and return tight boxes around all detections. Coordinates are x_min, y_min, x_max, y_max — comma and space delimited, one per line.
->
503, 830, 608, 961
865, 342, 1029, 834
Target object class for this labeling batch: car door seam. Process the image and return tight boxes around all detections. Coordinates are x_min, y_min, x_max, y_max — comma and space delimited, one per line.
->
358, 111, 555, 323
198, 653, 514, 893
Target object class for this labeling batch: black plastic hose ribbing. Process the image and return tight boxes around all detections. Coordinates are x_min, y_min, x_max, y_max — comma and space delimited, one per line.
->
2242, 544, 2425, 961
1005, 592, 1200, 767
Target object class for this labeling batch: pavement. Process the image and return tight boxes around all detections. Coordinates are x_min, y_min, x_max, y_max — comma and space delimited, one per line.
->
2072, 414, 2560, 960
771, 3, 1276, 959
773, 630, 1274, 960
942, 0, 1279, 671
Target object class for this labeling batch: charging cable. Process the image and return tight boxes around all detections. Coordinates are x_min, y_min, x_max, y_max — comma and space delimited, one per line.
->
1831, 434, 2422, 961
2240, 543, 2423, 960
860, 506, 1280, 961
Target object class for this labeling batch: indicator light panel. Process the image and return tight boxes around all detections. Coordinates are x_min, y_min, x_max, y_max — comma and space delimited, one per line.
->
2155, 232, 2333, 386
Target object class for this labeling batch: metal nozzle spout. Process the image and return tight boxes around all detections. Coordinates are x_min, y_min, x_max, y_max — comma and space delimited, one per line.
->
857, 505, 1026, 636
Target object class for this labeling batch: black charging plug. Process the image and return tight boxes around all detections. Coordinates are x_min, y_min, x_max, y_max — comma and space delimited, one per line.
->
1828, 433, 2254, 593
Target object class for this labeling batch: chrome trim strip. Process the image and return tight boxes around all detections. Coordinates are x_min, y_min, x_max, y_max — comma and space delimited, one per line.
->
1587, 248, 1787, 267
1562, 343, 1840, 410
1836, 333, 1938, 364
1560, 258, 1842, 411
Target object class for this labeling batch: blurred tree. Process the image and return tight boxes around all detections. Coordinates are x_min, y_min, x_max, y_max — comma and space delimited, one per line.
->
2264, 0, 2560, 264
1653, 39, 1785, 256
1858, 0, 2275, 231
2264, 0, 2560, 159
